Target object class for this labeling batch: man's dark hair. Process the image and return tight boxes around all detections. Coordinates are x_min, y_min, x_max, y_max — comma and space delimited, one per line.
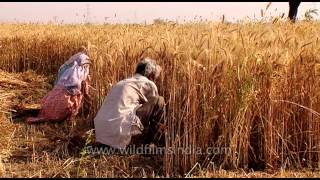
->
135, 60, 148, 76
135, 58, 161, 78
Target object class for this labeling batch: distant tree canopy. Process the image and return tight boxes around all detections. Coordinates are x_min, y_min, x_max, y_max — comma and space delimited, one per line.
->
153, 18, 176, 25
153, 18, 166, 25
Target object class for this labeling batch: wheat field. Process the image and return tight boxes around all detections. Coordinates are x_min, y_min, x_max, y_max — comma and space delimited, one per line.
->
1, 20, 320, 177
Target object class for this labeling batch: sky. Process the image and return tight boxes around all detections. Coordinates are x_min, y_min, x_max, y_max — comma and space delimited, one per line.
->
0, 2, 318, 24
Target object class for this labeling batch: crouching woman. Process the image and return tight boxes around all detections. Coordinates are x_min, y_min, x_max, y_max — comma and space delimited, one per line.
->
26, 52, 91, 124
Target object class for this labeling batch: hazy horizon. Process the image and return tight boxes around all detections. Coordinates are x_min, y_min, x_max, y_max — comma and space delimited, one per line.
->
0, 2, 318, 24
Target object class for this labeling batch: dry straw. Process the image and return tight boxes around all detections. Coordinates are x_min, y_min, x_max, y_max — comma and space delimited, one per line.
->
0, 156, 4, 177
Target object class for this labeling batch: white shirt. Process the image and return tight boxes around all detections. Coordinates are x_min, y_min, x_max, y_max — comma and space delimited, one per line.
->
94, 74, 158, 149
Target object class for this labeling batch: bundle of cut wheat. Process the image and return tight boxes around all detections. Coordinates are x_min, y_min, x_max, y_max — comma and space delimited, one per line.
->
0, 70, 52, 177
0, 70, 51, 113
0, 70, 50, 150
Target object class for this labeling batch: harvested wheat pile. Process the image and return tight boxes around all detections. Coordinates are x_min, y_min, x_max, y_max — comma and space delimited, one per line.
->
0, 114, 12, 153
0, 70, 52, 176
0, 70, 94, 175
0, 157, 4, 177
0, 70, 90, 176
0, 112, 13, 177
0, 70, 51, 113
0, 70, 51, 147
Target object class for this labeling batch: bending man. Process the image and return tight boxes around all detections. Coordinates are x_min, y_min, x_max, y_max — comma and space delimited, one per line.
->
94, 58, 165, 150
